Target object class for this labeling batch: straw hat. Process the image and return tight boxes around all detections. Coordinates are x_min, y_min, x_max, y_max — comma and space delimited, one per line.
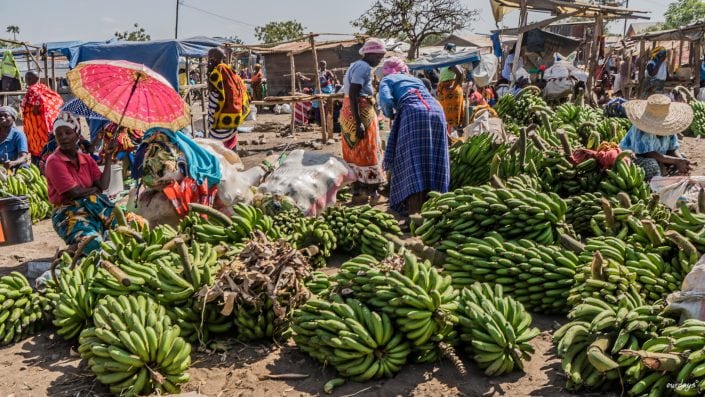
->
623, 94, 693, 136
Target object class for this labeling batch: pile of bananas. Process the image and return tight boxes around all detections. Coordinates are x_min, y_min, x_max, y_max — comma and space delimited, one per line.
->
592, 117, 630, 144
293, 296, 410, 381
0, 164, 52, 222
322, 204, 401, 259
689, 100, 705, 137
46, 255, 98, 340
669, 201, 705, 253
503, 174, 542, 191
166, 303, 233, 344
305, 270, 333, 296
457, 282, 540, 376
620, 319, 705, 395
78, 295, 190, 395
413, 184, 567, 248
198, 231, 312, 343
333, 251, 459, 364
565, 193, 604, 237
538, 152, 603, 196
287, 217, 337, 268
599, 154, 650, 202
449, 134, 508, 189
513, 87, 547, 125
554, 292, 673, 392
180, 203, 280, 245
443, 233, 577, 314
569, 242, 639, 307
0, 271, 49, 345
494, 92, 516, 121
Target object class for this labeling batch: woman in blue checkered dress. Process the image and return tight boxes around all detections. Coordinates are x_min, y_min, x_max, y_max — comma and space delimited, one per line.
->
378, 58, 450, 216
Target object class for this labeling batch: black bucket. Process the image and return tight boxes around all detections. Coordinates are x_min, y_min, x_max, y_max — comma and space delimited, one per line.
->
0, 196, 34, 246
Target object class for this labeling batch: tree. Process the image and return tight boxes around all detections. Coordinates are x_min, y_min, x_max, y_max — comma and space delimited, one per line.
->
114, 23, 151, 41
254, 20, 306, 44
6, 25, 19, 41
352, 0, 479, 59
664, 0, 705, 29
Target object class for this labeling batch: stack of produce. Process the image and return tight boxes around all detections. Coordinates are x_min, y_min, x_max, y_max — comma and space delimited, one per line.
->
273, 209, 337, 268
669, 201, 705, 253
322, 205, 401, 259
457, 282, 540, 375
538, 152, 603, 196
305, 270, 333, 297
443, 233, 578, 314
599, 153, 650, 202
413, 184, 567, 248
197, 231, 311, 342
166, 304, 234, 344
0, 271, 49, 345
292, 296, 410, 381
673, 85, 705, 137
496, 86, 547, 126
620, 319, 705, 395
553, 294, 673, 392
565, 193, 604, 237
333, 251, 460, 364
0, 164, 52, 222
180, 203, 280, 245
449, 134, 507, 188
47, 255, 99, 340
78, 295, 191, 395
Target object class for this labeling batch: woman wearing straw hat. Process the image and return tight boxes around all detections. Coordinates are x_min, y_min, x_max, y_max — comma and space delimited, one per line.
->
619, 94, 693, 181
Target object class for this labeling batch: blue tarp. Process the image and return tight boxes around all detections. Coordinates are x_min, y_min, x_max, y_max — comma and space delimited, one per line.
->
407, 49, 482, 71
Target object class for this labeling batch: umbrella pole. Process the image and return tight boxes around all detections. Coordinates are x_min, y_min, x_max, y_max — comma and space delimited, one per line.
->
116, 74, 142, 130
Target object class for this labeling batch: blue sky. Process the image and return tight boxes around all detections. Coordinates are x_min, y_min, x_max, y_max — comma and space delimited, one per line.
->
0, 0, 669, 44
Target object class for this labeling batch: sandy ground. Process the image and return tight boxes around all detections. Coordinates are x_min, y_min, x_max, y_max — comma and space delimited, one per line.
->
0, 112, 702, 396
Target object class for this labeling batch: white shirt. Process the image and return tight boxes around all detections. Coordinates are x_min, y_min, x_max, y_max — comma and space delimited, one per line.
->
656, 61, 668, 81
502, 54, 524, 81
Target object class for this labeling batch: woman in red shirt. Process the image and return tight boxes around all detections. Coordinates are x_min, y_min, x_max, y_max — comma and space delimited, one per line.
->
45, 112, 119, 254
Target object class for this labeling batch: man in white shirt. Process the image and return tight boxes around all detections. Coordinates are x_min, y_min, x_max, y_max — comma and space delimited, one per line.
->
501, 46, 524, 82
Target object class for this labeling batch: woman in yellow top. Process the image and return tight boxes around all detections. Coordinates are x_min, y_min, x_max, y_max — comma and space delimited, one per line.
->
436, 44, 465, 133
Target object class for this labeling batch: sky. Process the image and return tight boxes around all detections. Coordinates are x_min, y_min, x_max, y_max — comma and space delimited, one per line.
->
0, 0, 671, 45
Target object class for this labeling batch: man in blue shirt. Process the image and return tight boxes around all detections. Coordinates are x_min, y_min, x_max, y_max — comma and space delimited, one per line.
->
0, 106, 29, 169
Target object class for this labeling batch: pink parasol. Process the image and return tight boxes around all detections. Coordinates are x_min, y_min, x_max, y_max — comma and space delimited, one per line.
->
66, 60, 190, 131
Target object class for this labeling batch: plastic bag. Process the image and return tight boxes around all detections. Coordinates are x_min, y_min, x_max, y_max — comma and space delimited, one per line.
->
257, 149, 356, 216
463, 111, 508, 144
472, 54, 498, 87
543, 78, 574, 99
650, 176, 705, 210
666, 255, 705, 321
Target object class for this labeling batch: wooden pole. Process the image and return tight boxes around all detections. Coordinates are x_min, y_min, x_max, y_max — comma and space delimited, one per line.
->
695, 40, 702, 97
510, 0, 528, 86
309, 34, 328, 141
200, 57, 207, 135
51, 54, 56, 91
42, 45, 49, 85
637, 40, 645, 98
586, 13, 603, 104
289, 52, 296, 135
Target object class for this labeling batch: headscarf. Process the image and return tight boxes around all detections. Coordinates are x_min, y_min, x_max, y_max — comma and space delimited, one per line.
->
53, 112, 82, 134
359, 38, 386, 55
651, 46, 666, 59
0, 106, 18, 120
382, 57, 409, 76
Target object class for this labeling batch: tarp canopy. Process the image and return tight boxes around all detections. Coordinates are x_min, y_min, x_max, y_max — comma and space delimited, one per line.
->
630, 21, 705, 42
407, 49, 482, 71
489, 0, 649, 23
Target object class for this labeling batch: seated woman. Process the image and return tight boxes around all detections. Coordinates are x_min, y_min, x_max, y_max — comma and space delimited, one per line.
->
378, 57, 450, 217
0, 106, 30, 169
44, 113, 119, 253
620, 94, 693, 181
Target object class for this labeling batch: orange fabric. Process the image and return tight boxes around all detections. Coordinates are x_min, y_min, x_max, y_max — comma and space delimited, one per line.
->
20, 82, 63, 157
437, 80, 464, 131
209, 63, 250, 128
340, 96, 385, 184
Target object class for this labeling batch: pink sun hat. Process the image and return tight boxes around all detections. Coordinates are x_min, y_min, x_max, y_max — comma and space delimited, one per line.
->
359, 38, 387, 55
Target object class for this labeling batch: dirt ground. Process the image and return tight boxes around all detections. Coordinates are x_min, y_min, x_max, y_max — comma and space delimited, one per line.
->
1, 112, 702, 396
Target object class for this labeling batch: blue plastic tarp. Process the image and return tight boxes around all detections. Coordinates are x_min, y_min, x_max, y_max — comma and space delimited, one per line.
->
407, 49, 482, 71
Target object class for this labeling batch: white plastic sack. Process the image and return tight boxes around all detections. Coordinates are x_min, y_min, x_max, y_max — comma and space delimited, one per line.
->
698, 91, 705, 102
543, 62, 571, 80
666, 254, 705, 321
650, 176, 705, 210
258, 149, 356, 216
463, 111, 507, 144
544, 78, 574, 98
246, 105, 257, 121
472, 54, 498, 88
193, 138, 256, 206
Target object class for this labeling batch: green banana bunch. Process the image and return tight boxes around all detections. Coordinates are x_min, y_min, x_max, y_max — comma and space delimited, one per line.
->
503, 174, 543, 191
513, 86, 548, 126
48, 254, 98, 340
457, 283, 539, 376
414, 184, 567, 248
233, 297, 284, 342
288, 217, 337, 268
538, 151, 604, 197
494, 93, 516, 121
0, 164, 52, 222
292, 296, 410, 382
443, 232, 578, 314
565, 193, 604, 237
166, 302, 234, 344
669, 201, 705, 253
333, 251, 459, 363
599, 153, 650, 202
322, 204, 401, 259
689, 100, 705, 137
305, 271, 333, 296
449, 134, 508, 189
0, 271, 49, 345
181, 203, 280, 245
79, 295, 190, 395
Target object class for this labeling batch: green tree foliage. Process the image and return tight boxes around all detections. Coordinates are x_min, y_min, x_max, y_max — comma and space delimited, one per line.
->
6, 25, 19, 41
352, 0, 479, 60
664, 0, 705, 29
254, 20, 306, 44
114, 23, 151, 41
